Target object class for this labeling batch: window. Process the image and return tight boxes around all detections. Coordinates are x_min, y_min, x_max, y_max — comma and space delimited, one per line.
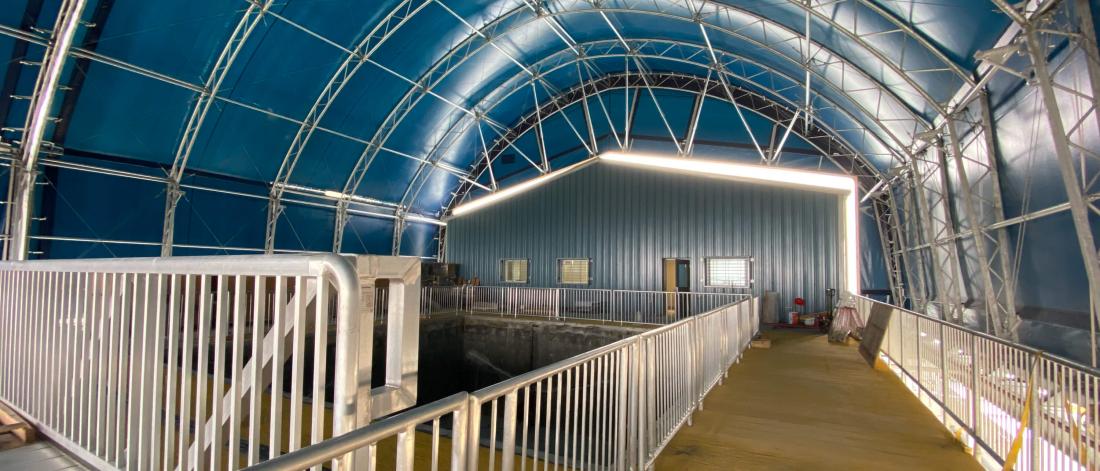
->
558, 259, 591, 285
501, 259, 529, 283
705, 257, 751, 288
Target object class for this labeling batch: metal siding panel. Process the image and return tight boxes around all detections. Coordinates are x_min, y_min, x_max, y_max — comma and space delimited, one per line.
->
446, 162, 842, 311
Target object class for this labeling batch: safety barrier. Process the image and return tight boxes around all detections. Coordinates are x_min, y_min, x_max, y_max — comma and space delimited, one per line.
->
250, 296, 759, 470
0, 255, 364, 470
853, 295, 1099, 470
419, 285, 747, 325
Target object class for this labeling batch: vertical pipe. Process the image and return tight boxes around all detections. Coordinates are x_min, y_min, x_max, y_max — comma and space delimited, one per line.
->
247, 276, 265, 466
270, 276, 287, 459
310, 279, 330, 467
193, 275, 212, 469
289, 276, 309, 452
502, 391, 518, 471
228, 275, 247, 469
178, 274, 195, 471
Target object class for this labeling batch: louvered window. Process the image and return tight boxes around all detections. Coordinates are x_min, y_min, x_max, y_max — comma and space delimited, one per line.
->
558, 259, 590, 285
705, 257, 751, 288
501, 259, 529, 283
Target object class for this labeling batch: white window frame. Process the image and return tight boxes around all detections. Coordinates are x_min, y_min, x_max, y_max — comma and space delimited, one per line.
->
557, 258, 592, 285
500, 258, 529, 284
704, 257, 752, 289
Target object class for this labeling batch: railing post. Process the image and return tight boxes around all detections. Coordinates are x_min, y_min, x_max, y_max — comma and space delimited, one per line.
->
1029, 353, 1040, 470
395, 424, 415, 471
501, 391, 518, 471
466, 396, 482, 471
915, 316, 922, 388
554, 288, 560, 319
451, 400, 468, 469
940, 322, 947, 423
970, 334, 979, 440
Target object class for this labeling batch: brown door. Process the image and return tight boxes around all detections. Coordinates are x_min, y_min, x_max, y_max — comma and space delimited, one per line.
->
663, 259, 690, 318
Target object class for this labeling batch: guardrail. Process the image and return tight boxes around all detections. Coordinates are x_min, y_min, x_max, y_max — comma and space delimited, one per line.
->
250, 296, 759, 470
853, 294, 1099, 470
0, 255, 363, 470
419, 285, 747, 325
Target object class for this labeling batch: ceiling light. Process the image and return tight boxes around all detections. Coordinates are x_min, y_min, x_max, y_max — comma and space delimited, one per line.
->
599, 151, 861, 293
450, 158, 597, 217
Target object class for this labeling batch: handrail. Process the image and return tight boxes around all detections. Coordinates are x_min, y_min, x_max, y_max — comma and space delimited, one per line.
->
422, 284, 749, 325
0, 254, 364, 471
850, 293, 1100, 375
244, 392, 470, 471
853, 293, 1100, 470
258, 295, 758, 471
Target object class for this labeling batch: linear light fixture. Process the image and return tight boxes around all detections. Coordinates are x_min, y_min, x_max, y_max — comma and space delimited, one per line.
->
450, 157, 598, 217
600, 151, 861, 293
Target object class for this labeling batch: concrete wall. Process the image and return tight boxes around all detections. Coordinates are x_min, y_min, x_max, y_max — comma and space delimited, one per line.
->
446, 162, 844, 312
383, 315, 646, 406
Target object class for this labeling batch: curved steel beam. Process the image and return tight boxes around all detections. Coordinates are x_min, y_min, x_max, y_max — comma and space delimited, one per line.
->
264, 0, 435, 254
443, 71, 882, 216
399, 37, 906, 215
4, 0, 88, 261
315, 5, 932, 250
269, 0, 936, 243
807, 0, 972, 84
162, 0, 274, 256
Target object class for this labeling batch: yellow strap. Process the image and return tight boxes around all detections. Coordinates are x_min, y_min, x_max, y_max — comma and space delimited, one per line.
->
1002, 359, 1038, 471
1062, 398, 1087, 467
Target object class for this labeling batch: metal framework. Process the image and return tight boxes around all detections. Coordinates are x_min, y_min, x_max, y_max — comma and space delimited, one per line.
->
2, 0, 1099, 361
161, 0, 273, 256
399, 35, 908, 209
2, 0, 88, 261
984, 0, 1100, 363
445, 71, 881, 214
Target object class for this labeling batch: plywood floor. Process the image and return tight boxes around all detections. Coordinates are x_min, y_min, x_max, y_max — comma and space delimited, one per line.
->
653, 329, 981, 471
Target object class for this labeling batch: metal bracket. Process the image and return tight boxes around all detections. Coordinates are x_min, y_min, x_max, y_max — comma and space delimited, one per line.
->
354, 255, 421, 419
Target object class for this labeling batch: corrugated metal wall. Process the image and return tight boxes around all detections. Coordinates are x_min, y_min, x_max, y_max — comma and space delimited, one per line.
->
446, 162, 843, 312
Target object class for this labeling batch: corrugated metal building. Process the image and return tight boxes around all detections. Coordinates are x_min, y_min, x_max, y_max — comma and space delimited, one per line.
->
447, 161, 844, 312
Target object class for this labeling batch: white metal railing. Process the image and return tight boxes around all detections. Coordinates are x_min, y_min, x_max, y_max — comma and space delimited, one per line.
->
249, 296, 759, 470
247, 392, 470, 471
419, 285, 747, 325
853, 294, 1100, 471
0, 255, 364, 470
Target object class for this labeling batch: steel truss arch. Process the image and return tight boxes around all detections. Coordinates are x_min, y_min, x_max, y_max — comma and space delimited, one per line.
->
264, 0, 436, 253
443, 71, 881, 216
262, 0, 941, 251
162, 0, 275, 256
396, 37, 909, 222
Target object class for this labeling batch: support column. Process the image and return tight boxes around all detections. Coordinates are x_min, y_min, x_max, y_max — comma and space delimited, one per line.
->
945, 116, 1015, 338
391, 208, 407, 256
160, 181, 182, 257
331, 199, 349, 254
1022, 21, 1100, 365
872, 195, 907, 305
264, 192, 282, 254
907, 154, 963, 321
3, 0, 88, 261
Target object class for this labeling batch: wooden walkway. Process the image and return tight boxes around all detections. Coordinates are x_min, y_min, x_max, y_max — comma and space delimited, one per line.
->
653, 329, 981, 471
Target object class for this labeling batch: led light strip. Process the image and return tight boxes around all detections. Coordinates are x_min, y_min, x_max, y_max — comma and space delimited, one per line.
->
600, 152, 860, 293
451, 151, 861, 292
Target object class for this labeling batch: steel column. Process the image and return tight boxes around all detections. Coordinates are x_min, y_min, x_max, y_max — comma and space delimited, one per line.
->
3, 0, 88, 261
1022, 18, 1100, 366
